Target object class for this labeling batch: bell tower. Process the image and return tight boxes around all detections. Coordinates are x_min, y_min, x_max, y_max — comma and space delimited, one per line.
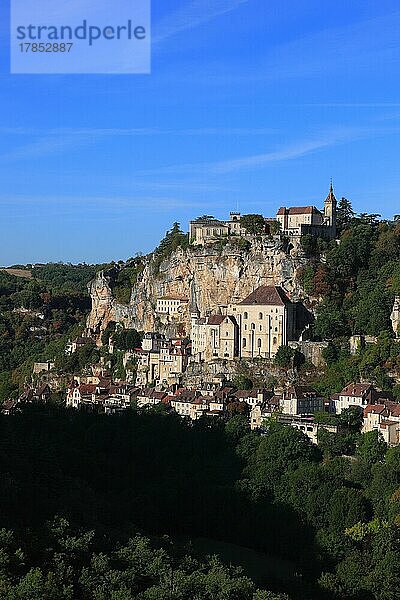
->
324, 181, 337, 235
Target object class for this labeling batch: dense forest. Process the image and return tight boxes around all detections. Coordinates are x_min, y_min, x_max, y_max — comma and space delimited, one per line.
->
298, 203, 400, 397
0, 264, 97, 401
0, 405, 398, 599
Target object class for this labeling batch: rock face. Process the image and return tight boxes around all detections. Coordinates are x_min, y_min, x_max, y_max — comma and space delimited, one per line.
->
392, 297, 400, 338
86, 271, 136, 337
87, 239, 309, 338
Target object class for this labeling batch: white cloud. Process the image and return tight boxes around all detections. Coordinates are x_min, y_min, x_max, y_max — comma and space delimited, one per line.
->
153, 0, 249, 44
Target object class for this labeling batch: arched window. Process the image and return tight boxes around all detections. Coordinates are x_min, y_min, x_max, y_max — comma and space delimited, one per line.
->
251, 323, 255, 330
273, 337, 277, 345
259, 312, 263, 320
244, 312, 248, 319
242, 338, 246, 348
257, 338, 262, 348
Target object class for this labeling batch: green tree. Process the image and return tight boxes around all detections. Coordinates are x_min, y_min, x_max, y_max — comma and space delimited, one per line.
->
337, 197, 355, 231
240, 214, 266, 235
356, 431, 387, 465
273, 345, 294, 368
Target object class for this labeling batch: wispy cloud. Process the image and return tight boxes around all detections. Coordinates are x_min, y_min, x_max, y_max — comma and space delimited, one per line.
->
166, 9, 400, 86
140, 124, 400, 176
0, 193, 210, 215
153, 0, 249, 44
0, 125, 277, 162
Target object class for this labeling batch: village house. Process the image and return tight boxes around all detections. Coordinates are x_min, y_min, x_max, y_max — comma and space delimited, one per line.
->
33, 361, 55, 375
233, 389, 270, 408
66, 379, 111, 410
136, 388, 167, 409
104, 384, 139, 415
191, 314, 239, 362
134, 348, 160, 387
363, 402, 400, 446
65, 336, 94, 355
250, 395, 281, 430
134, 337, 191, 388
15, 383, 52, 406
280, 385, 326, 416
171, 395, 210, 420
1, 399, 20, 416
158, 339, 191, 386
142, 332, 165, 352
333, 383, 378, 414
170, 389, 199, 417
156, 296, 188, 318
32, 383, 52, 403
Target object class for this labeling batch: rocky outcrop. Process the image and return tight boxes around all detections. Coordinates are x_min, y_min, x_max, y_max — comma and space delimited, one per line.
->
87, 239, 309, 339
86, 271, 136, 337
392, 297, 400, 338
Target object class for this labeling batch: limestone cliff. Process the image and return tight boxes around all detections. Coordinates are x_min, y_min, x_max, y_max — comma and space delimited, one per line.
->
86, 239, 310, 339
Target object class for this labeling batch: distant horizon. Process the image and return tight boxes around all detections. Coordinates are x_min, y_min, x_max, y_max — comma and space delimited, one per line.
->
1, 0, 400, 264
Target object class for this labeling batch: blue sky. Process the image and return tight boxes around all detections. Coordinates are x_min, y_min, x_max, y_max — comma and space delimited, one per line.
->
1, 0, 400, 264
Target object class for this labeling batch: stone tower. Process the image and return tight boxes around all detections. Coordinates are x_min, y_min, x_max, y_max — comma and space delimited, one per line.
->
189, 277, 200, 320
391, 297, 400, 338
324, 182, 337, 236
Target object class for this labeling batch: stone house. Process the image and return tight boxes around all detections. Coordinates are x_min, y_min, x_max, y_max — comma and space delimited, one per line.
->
136, 389, 167, 409
66, 380, 111, 410
280, 385, 326, 416
1, 399, 20, 416
189, 212, 245, 246
250, 396, 280, 430
158, 339, 190, 386
142, 332, 165, 352
170, 389, 198, 418
32, 383, 52, 403
65, 336, 94, 355
156, 296, 188, 318
363, 402, 400, 446
33, 361, 55, 375
233, 389, 270, 408
135, 337, 190, 388
333, 383, 377, 415
192, 315, 239, 362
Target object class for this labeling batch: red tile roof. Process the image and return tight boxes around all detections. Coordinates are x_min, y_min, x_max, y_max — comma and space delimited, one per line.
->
340, 383, 373, 398
277, 206, 321, 216
207, 315, 225, 325
380, 420, 398, 428
364, 404, 386, 416
239, 285, 291, 306
287, 385, 320, 399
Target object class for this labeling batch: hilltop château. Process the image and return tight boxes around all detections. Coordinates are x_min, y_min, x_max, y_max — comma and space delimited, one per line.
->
189, 185, 338, 246
276, 184, 337, 238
